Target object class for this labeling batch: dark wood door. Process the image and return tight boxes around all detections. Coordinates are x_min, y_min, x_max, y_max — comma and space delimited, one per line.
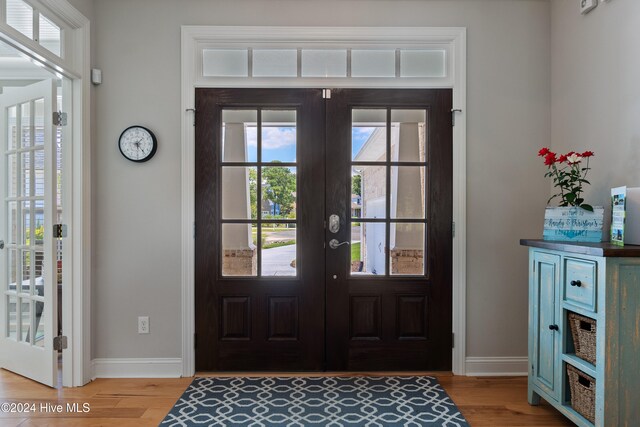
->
195, 88, 452, 372
195, 89, 325, 370
325, 89, 453, 371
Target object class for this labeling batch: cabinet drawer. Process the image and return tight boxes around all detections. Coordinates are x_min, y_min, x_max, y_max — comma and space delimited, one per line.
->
564, 258, 597, 312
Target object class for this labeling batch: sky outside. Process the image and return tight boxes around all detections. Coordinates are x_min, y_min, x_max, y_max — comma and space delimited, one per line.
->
244, 126, 375, 163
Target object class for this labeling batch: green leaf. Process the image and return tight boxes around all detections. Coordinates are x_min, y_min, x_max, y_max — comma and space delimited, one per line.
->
565, 193, 576, 203
580, 204, 594, 212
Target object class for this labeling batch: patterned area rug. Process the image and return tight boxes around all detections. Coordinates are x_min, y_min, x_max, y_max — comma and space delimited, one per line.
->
161, 376, 469, 426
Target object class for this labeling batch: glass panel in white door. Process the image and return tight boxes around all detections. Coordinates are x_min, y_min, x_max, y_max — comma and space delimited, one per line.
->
0, 79, 58, 387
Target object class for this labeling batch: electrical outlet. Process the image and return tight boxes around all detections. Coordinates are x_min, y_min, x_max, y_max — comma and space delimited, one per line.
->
138, 316, 149, 334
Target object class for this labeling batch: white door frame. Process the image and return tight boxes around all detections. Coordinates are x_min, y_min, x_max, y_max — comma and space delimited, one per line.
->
181, 26, 467, 375
0, 0, 91, 386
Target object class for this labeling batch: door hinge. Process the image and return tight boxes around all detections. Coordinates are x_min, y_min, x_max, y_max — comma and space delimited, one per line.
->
53, 224, 67, 238
53, 335, 68, 351
452, 221, 456, 238
451, 109, 462, 126
53, 111, 68, 126
452, 332, 455, 348
322, 89, 332, 99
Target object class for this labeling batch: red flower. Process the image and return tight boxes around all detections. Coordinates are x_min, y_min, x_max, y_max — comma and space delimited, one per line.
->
538, 147, 551, 157
544, 152, 557, 166
566, 151, 575, 157
581, 150, 594, 157
557, 154, 568, 163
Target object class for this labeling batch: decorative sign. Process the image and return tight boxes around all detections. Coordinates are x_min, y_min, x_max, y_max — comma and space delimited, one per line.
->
611, 186, 626, 246
543, 206, 604, 242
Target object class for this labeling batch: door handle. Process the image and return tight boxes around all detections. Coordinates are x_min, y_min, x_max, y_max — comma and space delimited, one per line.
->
548, 324, 559, 331
329, 239, 350, 250
0, 240, 4, 250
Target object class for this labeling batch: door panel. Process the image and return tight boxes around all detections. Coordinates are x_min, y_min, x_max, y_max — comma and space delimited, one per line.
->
0, 80, 58, 387
195, 89, 325, 371
326, 89, 453, 371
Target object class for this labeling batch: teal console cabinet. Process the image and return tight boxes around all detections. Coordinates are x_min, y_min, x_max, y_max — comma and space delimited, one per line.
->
521, 240, 640, 427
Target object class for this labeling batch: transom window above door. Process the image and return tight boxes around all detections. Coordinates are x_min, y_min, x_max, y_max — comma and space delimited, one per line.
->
220, 109, 298, 277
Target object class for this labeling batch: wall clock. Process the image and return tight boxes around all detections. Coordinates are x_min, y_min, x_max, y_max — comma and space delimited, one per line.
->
118, 125, 158, 162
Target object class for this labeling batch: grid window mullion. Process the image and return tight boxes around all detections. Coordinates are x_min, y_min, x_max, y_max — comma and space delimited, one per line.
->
384, 108, 391, 276
256, 109, 262, 277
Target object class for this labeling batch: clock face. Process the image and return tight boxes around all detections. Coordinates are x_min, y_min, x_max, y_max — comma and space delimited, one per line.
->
118, 126, 157, 162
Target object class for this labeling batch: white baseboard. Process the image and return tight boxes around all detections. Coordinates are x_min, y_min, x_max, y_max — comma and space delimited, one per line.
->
91, 358, 183, 379
465, 356, 528, 376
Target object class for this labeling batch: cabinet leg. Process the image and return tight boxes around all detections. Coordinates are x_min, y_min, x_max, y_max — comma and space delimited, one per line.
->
528, 387, 541, 405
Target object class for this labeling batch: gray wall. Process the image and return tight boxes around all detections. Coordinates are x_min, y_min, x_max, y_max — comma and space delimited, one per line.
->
90, 0, 551, 361
551, 0, 640, 212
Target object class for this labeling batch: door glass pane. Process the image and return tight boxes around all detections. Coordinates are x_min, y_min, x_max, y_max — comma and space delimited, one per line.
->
352, 109, 386, 161
390, 223, 425, 276
20, 297, 29, 342
353, 222, 386, 276
7, 294, 18, 340
222, 110, 257, 162
301, 49, 347, 77
391, 166, 426, 219
391, 109, 426, 162
221, 223, 257, 277
222, 166, 256, 220
34, 98, 44, 146
352, 166, 386, 219
8, 153, 17, 197
8, 249, 18, 289
34, 252, 44, 293
261, 166, 296, 220
21, 102, 31, 148
8, 105, 17, 150
34, 149, 45, 196
261, 223, 296, 277
34, 301, 45, 347
21, 249, 32, 294
8, 201, 17, 244
262, 110, 296, 163
21, 201, 31, 246
20, 151, 30, 196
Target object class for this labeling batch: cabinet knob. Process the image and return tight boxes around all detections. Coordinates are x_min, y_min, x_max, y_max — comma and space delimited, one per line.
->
570, 280, 582, 287
548, 324, 559, 331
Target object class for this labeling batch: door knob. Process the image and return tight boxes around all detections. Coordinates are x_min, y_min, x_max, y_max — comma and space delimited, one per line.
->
329, 239, 350, 250
548, 324, 559, 331
570, 280, 582, 287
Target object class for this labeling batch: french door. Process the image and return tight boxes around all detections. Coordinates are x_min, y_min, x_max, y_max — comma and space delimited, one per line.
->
195, 88, 452, 371
0, 80, 59, 386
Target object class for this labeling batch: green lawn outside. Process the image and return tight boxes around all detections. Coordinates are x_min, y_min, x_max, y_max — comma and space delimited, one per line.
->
351, 242, 361, 261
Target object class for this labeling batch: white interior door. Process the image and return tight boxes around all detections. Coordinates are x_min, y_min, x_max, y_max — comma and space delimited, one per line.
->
0, 79, 58, 387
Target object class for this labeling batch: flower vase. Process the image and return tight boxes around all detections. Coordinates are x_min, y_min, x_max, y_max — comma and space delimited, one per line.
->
543, 206, 604, 242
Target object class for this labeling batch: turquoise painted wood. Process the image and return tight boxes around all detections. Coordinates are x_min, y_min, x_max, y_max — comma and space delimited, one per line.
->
522, 240, 640, 427
530, 252, 561, 400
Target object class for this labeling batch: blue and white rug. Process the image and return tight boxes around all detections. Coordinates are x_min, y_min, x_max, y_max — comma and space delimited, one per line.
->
161, 376, 469, 426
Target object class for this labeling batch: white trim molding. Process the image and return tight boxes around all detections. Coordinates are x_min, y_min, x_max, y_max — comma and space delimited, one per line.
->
92, 358, 183, 379
181, 26, 467, 376
465, 357, 528, 377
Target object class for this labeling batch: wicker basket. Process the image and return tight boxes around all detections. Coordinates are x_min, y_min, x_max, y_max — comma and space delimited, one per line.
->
568, 312, 596, 365
567, 364, 596, 423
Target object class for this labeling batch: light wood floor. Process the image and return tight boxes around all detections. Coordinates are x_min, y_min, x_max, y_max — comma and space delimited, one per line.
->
0, 369, 573, 426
